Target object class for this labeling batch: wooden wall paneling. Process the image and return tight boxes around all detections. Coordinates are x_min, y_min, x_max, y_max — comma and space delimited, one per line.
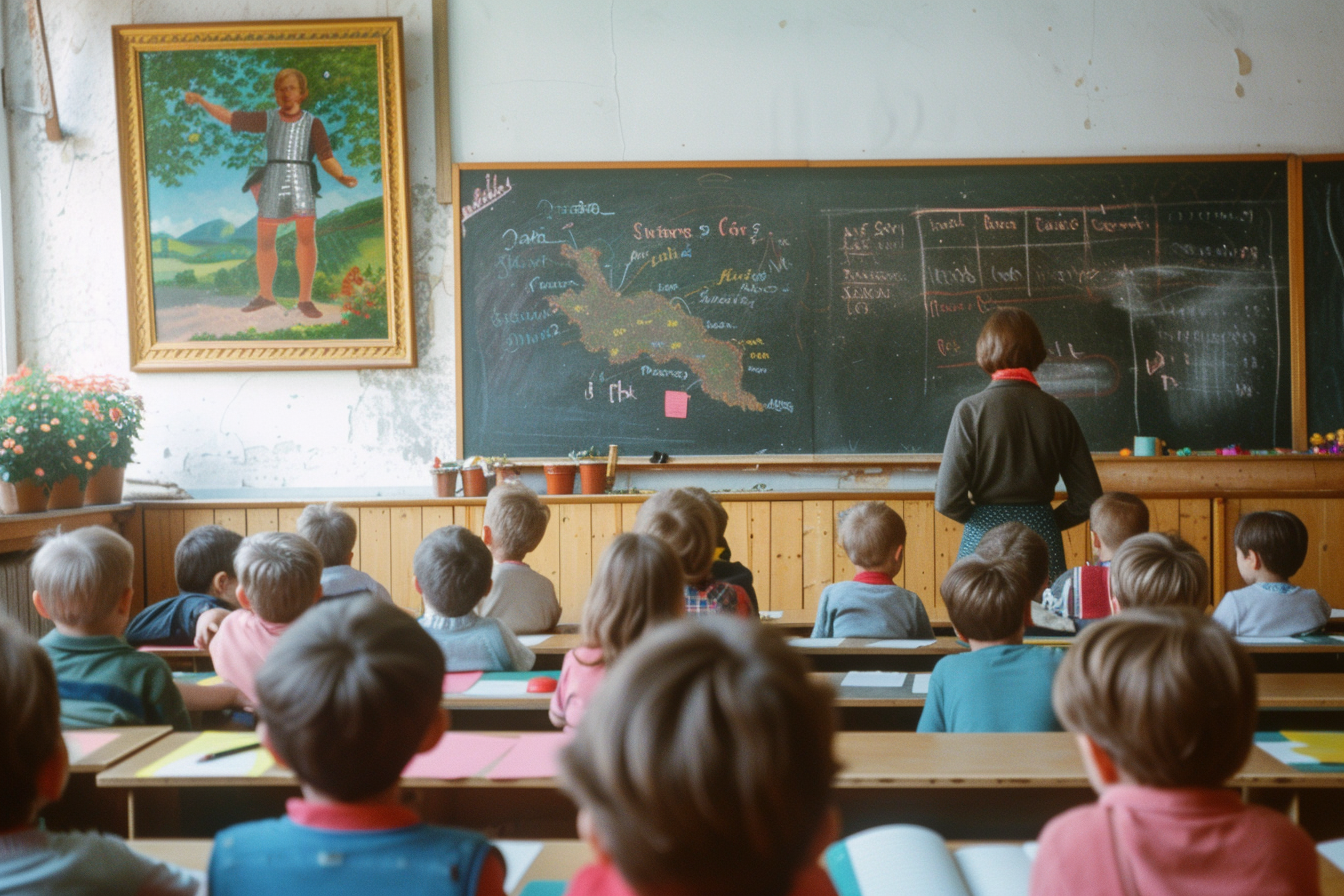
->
770, 501, 804, 611
463, 505, 486, 535
1147, 499, 1181, 538
530, 510, 562, 602
931, 512, 964, 622
422, 507, 456, 532
589, 503, 623, 577
747, 502, 772, 610
277, 508, 302, 532
245, 509, 278, 534
903, 500, 936, 617
801, 500, 834, 608
1322, 498, 1344, 607
1178, 499, 1213, 604
558, 504, 593, 621
832, 500, 858, 587
721, 501, 749, 569
1061, 521, 1091, 571
125, 506, 147, 613
1221, 498, 1241, 609
357, 508, 393, 600
213, 508, 247, 536
1210, 497, 1227, 605
141, 509, 180, 605
620, 501, 642, 533
181, 508, 215, 533
884, 501, 906, 590
388, 506, 423, 614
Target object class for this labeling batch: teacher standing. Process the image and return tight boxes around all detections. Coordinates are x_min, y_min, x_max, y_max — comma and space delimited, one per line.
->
934, 308, 1102, 580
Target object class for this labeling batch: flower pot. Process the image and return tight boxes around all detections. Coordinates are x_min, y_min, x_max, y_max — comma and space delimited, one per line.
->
494, 464, 520, 484
0, 479, 48, 514
461, 466, 488, 497
84, 465, 126, 506
430, 468, 458, 498
578, 460, 608, 495
543, 463, 577, 495
46, 475, 84, 510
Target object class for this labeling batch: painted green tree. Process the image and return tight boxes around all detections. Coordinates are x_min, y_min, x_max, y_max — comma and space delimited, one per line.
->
140, 46, 382, 188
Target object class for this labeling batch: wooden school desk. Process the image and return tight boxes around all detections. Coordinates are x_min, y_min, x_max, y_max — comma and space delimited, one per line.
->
140, 646, 213, 672
41, 727, 172, 837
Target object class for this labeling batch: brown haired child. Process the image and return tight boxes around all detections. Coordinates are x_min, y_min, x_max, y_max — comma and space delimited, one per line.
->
1032, 607, 1318, 896
811, 502, 932, 640
1109, 532, 1208, 613
477, 481, 561, 634
125, 523, 243, 648
208, 598, 507, 896
549, 533, 684, 731
1042, 492, 1149, 625
917, 554, 1064, 732
683, 486, 759, 614
1214, 510, 1330, 637
559, 616, 840, 896
634, 488, 753, 617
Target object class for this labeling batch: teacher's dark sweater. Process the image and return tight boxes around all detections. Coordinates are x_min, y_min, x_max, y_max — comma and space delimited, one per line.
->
934, 379, 1102, 530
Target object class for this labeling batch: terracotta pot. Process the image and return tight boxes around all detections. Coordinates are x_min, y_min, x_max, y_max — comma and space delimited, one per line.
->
46, 475, 84, 510
0, 479, 48, 514
461, 466, 488, 497
544, 463, 577, 495
494, 464, 520, 483
430, 469, 458, 497
84, 465, 127, 506
578, 460, 608, 495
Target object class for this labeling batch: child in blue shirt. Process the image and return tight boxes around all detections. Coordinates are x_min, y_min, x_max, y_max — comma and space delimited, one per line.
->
811, 501, 932, 639
1214, 510, 1331, 637
125, 524, 243, 648
917, 551, 1064, 732
209, 598, 506, 896
0, 619, 200, 895
414, 526, 535, 671
297, 502, 395, 604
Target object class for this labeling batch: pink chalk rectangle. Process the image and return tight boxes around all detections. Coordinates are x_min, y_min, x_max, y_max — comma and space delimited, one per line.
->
485, 732, 574, 781
64, 731, 120, 762
401, 732, 517, 780
443, 671, 485, 694
664, 390, 688, 419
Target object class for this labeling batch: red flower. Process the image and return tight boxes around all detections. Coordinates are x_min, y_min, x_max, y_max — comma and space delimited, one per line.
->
109, 407, 123, 423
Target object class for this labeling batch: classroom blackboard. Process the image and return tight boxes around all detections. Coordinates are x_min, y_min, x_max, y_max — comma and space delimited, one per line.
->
456, 160, 1292, 458
1302, 158, 1344, 435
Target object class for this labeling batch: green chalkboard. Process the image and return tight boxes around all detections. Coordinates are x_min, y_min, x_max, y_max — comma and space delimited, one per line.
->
1302, 158, 1344, 435
456, 160, 1292, 458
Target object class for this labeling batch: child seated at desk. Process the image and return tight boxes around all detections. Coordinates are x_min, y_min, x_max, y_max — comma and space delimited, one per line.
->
635, 489, 753, 618
125, 524, 242, 648
550, 533, 684, 731
297, 502, 393, 605
1109, 532, 1208, 613
1042, 492, 1149, 627
1214, 510, 1330, 637
810, 502, 932, 640
559, 616, 840, 896
33, 527, 190, 730
476, 481, 561, 634
684, 486, 759, 615
209, 598, 507, 896
415, 526, 535, 672
0, 619, 200, 894
209, 532, 323, 707
917, 554, 1064, 732
1031, 608, 1318, 896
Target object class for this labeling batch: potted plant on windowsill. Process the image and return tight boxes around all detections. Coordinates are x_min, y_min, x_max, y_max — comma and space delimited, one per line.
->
75, 375, 143, 506
571, 446, 608, 495
543, 456, 578, 495
0, 366, 81, 513
430, 456, 460, 497
460, 457, 489, 497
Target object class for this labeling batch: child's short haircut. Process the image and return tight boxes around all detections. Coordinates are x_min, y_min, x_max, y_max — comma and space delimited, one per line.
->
976, 307, 1048, 373
413, 526, 493, 617
940, 554, 1030, 641
974, 522, 1048, 592
483, 481, 551, 559
296, 503, 358, 568
174, 525, 243, 595
31, 526, 135, 628
1053, 607, 1255, 788
234, 532, 324, 624
257, 597, 443, 802
580, 534, 684, 663
1089, 492, 1150, 551
837, 502, 906, 569
1234, 510, 1310, 578
682, 487, 729, 548
560, 617, 837, 896
633, 489, 717, 582
0, 618, 60, 829
1109, 532, 1208, 610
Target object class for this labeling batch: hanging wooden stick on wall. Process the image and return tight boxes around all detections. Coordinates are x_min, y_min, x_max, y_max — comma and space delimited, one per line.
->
23, 0, 61, 142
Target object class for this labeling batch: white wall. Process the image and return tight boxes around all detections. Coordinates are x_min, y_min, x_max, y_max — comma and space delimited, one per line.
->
7, 1, 1344, 494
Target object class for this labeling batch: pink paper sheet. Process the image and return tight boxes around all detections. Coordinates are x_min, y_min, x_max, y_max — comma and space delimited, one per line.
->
485, 732, 573, 780
443, 671, 485, 694
64, 730, 120, 762
664, 390, 689, 418
401, 733, 516, 780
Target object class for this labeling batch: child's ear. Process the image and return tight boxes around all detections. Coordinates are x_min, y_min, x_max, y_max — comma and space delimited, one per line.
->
343, 551, 355, 566
417, 707, 449, 754
1091, 531, 1102, 551
235, 585, 253, 612
577, 809, 613, 866
413, 577, 422, 595
31, 591, 52, 620
891, 544, 904, 568
34, 735, 70, 813
1247, 549, 1264, 571
482, 526, 494, 548
210, 571, 231, 597
115, 587, 134, 616
1076, 733, 1122, 790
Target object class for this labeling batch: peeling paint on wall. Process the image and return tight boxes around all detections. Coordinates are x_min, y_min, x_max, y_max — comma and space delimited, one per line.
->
1236, 47, 1252, 75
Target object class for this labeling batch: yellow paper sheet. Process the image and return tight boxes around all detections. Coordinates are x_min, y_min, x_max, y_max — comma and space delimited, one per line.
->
1280, 731, 1344, 764
135, 731, 274, 778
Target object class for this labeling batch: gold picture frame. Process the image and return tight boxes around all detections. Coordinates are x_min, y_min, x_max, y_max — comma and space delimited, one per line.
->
112, 19, 415, 370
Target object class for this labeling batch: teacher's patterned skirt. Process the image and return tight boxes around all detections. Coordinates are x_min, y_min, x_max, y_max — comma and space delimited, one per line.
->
956, 503, 1067, 582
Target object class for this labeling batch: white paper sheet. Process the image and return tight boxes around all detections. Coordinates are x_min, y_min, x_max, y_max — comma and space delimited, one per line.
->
517, 635, 551, 646
912, 674, 932, 695
1256, 739, 1312, 766
464, 680, 532, 697
1237, 636, 1306, 645
1332, 608, 1344, 619
789, 637, 844, 648
866, 639, 937, 649
760, 610, 783, 619
953, 844, 1033, 896
1319, 838, 1344, 873
844, 824, 969, 896
841, 671, 909, 688
492, 840, 544, 893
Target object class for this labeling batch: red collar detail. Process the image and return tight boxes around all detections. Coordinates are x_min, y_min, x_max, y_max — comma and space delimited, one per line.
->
991, 368, 1039, 385
285, 798, 421, 831
854, 571, 896, 586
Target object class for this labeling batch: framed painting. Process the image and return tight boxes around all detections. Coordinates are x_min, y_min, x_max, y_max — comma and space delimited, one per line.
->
112, 19, 415, 370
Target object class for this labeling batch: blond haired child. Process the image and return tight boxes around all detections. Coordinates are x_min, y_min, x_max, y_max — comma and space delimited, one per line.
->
297, 502, 393, 604
549, 534, 684, 731
634, 489, 753, 617
209, 531, 323, 707
1043, 492, 1149, 624
1215, 510, 1330, 637
0, 619, 200, 893
559, 616, 840, 896
209, 598, 507, 896
1031, 608, 1318, 896
811, 502, 932, 639
1109, 532, 1208, 613
477, 481, 561, 634
33, 527, 190, 730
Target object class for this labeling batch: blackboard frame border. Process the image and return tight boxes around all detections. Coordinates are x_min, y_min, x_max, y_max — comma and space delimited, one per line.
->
453, 155, 1306, 463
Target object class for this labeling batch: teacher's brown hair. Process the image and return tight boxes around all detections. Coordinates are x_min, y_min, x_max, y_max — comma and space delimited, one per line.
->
976, 307, 1048, 373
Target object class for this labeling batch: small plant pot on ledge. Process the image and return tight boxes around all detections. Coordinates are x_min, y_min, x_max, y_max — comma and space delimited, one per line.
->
544, 463, 577, 495
46, 475, 85, 510
430, 468, 458, 498
84, 465, 126, 506
461, 465, 489, 497
494, 464, 520, 484
578, 460, 609, 495
0, 479, 47, 514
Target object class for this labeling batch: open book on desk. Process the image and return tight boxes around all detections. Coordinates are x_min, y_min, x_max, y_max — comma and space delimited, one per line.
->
826, 825, 1035, 896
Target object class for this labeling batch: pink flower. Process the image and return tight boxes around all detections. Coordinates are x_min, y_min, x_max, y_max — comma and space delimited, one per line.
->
67, 439, 76, 448
33, 468, 42, 477
87, 452, 96, 461
39, 424, 49, 432
84, 461, 93, 470
108, 432, 118, 447
11, 445, 22, 455
109, 407, 123, 423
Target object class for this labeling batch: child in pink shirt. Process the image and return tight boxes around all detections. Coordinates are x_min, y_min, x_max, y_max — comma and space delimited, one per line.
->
1030, 607, 1319, 896
549, 534, 684, 731
210, 532, 323, 706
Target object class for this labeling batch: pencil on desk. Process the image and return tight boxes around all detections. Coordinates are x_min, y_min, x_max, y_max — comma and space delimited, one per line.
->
198, 742, 261, 763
